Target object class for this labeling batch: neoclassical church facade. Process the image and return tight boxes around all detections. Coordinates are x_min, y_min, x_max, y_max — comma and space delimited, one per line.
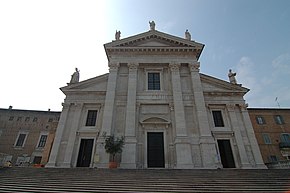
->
46, 23, 266, 169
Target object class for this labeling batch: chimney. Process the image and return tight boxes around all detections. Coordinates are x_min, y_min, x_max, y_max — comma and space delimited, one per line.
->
8, 106, 13, 110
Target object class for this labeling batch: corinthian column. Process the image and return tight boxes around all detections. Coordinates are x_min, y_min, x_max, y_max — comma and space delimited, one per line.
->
170, 62, 193, 169
121, 62, 138, 168
189, 62, 217, 168
96, 62, 119, 168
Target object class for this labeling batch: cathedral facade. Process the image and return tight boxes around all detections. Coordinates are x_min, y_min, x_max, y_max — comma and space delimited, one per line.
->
46, 24, 266, 169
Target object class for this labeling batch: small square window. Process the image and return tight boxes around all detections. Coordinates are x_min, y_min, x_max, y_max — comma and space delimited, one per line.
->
9, 116, 14, 121
274, 115, 284, 125
48, 118, 53, 122
256, 116, 266, 125
33, 117, 38, 122
268, 155, 278, 163
25, 117, 30, 122
17, 117, 22, 121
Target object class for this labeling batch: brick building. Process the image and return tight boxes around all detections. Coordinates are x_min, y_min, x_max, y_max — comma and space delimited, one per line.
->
0, 107, 60, 166
248, 108, 290, 164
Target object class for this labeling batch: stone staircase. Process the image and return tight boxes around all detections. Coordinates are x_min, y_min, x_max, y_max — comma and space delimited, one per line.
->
0, 168, 289, 192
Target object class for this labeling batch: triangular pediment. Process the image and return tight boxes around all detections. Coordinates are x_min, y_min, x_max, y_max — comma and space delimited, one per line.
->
105, 30, 203, 48
200, 73, 249, 94
104, 30, 204, 60
61, 73, 109, 93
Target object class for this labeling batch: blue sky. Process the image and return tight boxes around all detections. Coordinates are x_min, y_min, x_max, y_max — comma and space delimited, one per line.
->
0, 0, 289, 111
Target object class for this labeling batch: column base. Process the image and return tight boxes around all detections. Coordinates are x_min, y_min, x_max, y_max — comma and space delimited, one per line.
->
45, 162, 56, 168
255, 163, 268, 169
59, 162, 72, 168
120, 163, 137, 169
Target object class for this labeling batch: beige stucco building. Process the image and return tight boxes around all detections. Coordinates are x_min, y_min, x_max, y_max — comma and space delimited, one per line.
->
0, 107, 60, 166
248, 108, 290, 166
46, 24, 266, 169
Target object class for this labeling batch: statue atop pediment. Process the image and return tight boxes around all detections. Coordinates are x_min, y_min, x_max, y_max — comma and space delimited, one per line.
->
185, 29, 191, 40
70, 68, 80, 84
228, 69, 237, 84
149, 21, 155, 31
115, 30, 121, 40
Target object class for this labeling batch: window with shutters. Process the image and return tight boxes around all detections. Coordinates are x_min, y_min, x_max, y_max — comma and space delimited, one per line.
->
37, 135, 48, 148
262, 133, 271, 144
15, 133, 28, 147
274, 115, 284, 125
256, 116, 266, 125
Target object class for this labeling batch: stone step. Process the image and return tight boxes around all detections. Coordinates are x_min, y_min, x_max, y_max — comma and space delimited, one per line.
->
0, 168, 289, 192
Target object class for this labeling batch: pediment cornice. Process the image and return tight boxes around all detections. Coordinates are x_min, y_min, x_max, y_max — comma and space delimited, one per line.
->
104, 30, 204, 60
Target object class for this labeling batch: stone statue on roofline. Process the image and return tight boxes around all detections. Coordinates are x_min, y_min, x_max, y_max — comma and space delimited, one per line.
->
149, 21, 155, 31
115, 30, 121, 40
228, 69, 237, 84
185, 29, 191, 40
70, 68, 80, 84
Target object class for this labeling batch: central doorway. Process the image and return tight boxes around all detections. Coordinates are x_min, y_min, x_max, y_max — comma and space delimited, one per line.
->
76, 139, 94, 167
217, 139, 235, 168
147, 132, 165, 168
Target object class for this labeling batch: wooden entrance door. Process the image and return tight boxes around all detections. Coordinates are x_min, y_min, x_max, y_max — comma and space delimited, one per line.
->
217, 139, 235, 168
147, 132, 165, 168
77, 139, 94, 167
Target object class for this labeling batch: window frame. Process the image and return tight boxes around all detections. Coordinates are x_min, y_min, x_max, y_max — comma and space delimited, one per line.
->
37, 134, 48, 148
274, 115, 284, 125
212, 110, 225, 127
85, 110, 98, 127
256, 116, 266, 125
280, 133, 290, 143
268, 155, 278, 163
14, 131, 29, 148
262, 133, 272, 144
145, 68, 163, 91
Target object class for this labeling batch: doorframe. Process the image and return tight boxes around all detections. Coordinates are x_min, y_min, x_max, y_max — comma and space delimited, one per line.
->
216, 138, 237, 168
144, 130, 167, 168
74, 137, 96, 167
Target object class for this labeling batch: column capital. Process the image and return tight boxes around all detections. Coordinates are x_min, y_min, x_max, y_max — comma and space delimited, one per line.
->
226, 103, 236, 111
108, 62, 120, 71
169, 62, 180, 71
189, 62, 200, 72
239, 103, 248, 111
128, 62, 139, 71
61, 103, 70, 109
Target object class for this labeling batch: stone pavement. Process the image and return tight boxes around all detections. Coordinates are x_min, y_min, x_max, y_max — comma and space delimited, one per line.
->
0, 168, 289, 192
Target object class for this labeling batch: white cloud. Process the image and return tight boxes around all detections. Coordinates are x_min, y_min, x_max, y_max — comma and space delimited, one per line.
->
272, 53, 290, 74
235, 56, 290, 107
